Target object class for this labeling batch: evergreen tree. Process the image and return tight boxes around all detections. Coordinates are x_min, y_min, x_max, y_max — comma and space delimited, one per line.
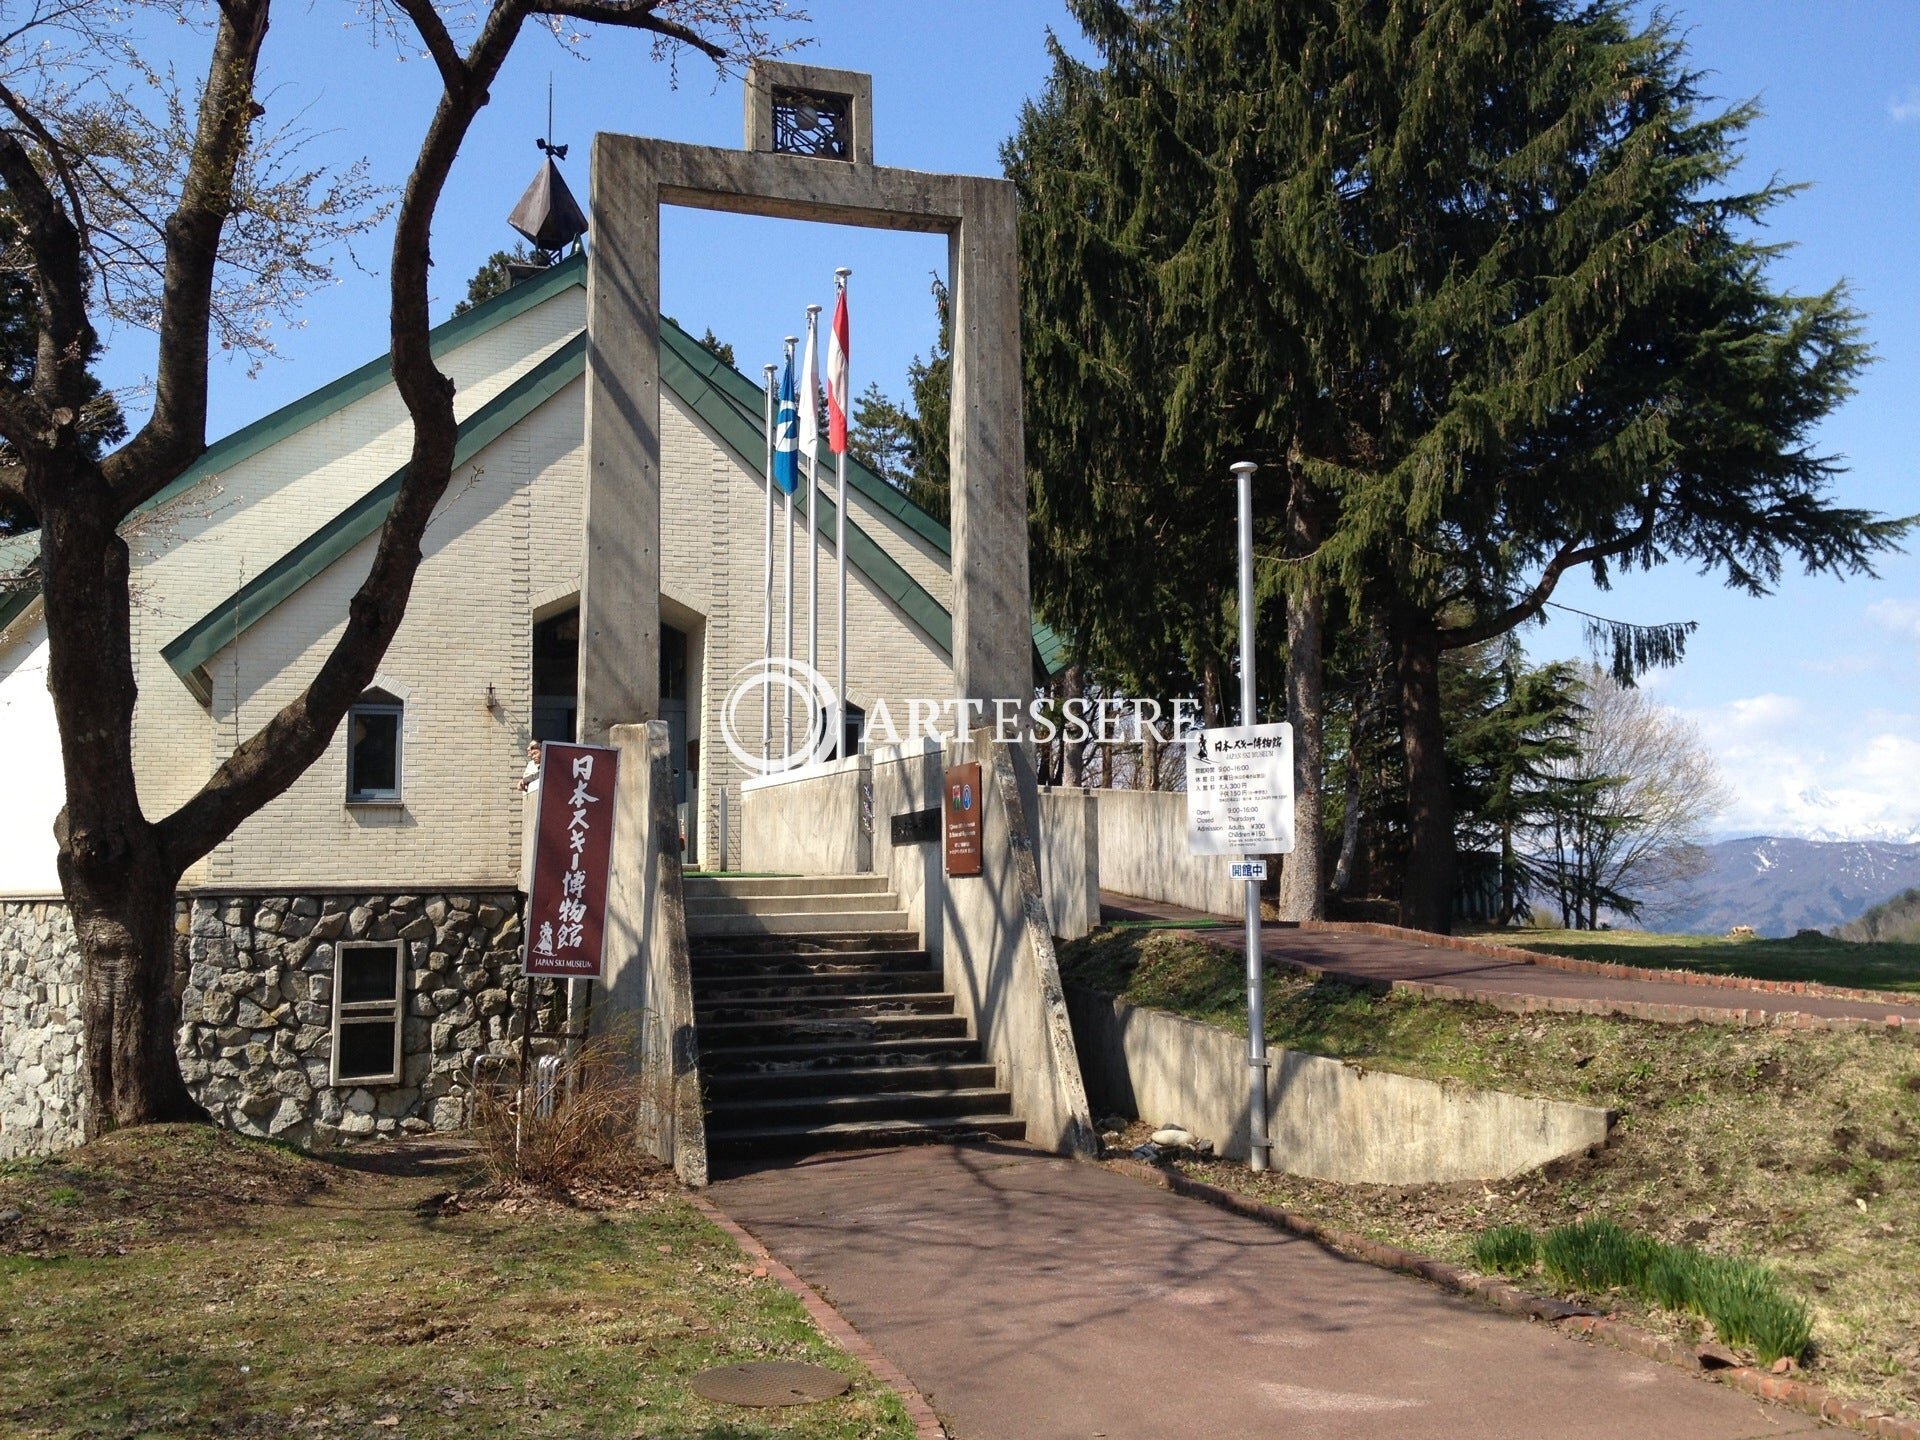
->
1011, 0, 1903, 931
451, 244, 537, 316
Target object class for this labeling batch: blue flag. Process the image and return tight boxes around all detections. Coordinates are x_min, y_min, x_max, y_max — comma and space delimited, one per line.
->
773, 354, 799, 495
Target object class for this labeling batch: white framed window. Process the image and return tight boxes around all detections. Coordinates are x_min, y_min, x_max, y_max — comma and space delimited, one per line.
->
330, 941, 404, 1086
346, 690, 404, 804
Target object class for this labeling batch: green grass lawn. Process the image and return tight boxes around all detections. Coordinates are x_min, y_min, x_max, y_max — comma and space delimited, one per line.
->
0, 1127, 915, 1440
1470, 927, 1920, 996
1060, 927, 1920, 1417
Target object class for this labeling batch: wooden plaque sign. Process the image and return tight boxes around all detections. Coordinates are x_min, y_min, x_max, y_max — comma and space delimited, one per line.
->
524, 741, 620, 979
943, 762, 983, 878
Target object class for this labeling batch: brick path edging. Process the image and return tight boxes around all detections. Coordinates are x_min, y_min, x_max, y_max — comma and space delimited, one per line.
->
687, 1193, 948, 1440
1108, 1158, 1920, 1440
1227, 922, 1920, 1040
1306, 918, 1920, 1011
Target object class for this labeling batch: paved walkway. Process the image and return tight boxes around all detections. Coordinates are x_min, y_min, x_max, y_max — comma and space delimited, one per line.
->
710, 1143, 1823, 1440
1096, 893, 1920, 1027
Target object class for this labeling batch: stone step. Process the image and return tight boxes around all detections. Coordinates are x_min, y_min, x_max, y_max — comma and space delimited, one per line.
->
685, 891, 904, 918
686, 910, 911, 938
689, 939, 929, 967
695, 993, 956, 1024
685, 874, 890, 898
696, 1013, 968, 1049
697, 1035, 982, 1073
707, 1087, 1014, 1129
702, 1061, 1000, 1102
705, 1113, 1028, 1158
691, 967, 943, 998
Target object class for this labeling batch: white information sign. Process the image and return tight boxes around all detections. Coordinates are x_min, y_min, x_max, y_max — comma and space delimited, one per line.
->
1186, 723, 1295, 856
1230, 860, 1268, 881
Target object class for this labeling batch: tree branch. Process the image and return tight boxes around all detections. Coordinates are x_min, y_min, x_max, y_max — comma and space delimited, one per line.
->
0, 132, 96, 441
391, 0, 469, 97
0, 74, 93, 265
100, 0, 270, 510
1436, 496, 1663, 652
531, 0, 726, 58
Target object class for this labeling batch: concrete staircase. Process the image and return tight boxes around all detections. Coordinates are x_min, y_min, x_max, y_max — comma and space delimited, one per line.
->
685, 875, 1024, 1158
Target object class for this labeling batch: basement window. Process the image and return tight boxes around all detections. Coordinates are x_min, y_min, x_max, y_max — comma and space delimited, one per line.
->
331, 941, 404, 1086
346, 691, 404, 804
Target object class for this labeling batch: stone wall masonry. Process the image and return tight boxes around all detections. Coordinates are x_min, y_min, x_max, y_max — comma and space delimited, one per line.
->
178, 890, 535, 1149
0, 900, 87, 1159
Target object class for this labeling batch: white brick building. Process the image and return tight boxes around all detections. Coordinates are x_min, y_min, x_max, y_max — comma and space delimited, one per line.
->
0, 256, 1064, 1154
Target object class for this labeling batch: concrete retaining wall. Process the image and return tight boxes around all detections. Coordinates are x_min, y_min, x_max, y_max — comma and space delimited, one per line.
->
940, 735, 1095, 1156
1036, 789, 1099, 941
1068, 787, 1238, 918
597, 721, 705, 1186
871, 739, 946, 961
741, 753, 871, 876
1067, 987, 1612, 1183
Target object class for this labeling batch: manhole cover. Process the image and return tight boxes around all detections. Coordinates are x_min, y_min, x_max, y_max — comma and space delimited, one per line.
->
691, 1361, 851, 1407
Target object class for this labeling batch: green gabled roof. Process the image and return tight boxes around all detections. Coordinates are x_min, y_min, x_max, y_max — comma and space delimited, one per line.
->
142, 255, 590, 519
0, 255, 592, 642
9, 248, 1069, 684
161, 333, 587, 700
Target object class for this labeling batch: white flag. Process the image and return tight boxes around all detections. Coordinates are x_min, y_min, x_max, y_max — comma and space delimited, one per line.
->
798, 308, 821, 458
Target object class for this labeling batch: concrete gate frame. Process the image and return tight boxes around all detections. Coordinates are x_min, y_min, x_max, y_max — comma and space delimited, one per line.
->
578, 60, 1033, 742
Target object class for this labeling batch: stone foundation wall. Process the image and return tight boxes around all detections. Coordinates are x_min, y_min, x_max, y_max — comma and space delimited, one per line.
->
0, 900, 87, 1159
2, 889, 548, 1158
180, 891, 536, 1148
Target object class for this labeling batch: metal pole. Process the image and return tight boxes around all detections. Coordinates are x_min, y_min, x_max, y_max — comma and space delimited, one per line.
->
803, 305, 821, 703
833, 267, 851, 758
782, 335, 797, 761
1232, 459, 1270, 1173
762, 363, 776, 768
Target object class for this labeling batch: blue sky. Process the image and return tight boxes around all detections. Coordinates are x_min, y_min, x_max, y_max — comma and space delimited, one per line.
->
90, 1, 1919, 841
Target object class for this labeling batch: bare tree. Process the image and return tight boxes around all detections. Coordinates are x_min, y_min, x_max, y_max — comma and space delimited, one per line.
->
1542, 667, 1731, 929
0, 0, 796, 1134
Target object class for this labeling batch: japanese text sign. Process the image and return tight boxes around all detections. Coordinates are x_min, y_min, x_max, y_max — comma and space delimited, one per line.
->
524, 741, 619, 979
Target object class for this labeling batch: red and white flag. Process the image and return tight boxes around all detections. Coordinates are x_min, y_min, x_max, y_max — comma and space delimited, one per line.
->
826, 280, 850, 455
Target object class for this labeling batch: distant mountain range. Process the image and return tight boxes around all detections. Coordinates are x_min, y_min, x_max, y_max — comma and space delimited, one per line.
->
1630, 836, 1920, 938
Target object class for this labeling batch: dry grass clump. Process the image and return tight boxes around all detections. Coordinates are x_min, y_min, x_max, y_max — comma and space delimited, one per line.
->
467, 1029, 669, 1207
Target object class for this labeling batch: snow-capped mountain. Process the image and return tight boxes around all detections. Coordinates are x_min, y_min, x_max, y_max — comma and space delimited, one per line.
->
1631, 836, 1920, 938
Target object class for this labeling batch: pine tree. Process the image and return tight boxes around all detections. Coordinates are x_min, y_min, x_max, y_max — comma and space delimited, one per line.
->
1011, 0, 1904, 931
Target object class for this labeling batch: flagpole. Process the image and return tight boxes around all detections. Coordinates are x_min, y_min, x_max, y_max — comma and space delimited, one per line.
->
832, 269, 852, 758
782, 334, 798, 761
761, 362, 776, 771
803, 304, 822, 709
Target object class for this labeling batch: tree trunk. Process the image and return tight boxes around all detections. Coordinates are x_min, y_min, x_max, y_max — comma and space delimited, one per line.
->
1278, 481, 1326, 920
1063, 664, 1086, 788
41, 507, 203, 1131
1393, 607, 1456, 933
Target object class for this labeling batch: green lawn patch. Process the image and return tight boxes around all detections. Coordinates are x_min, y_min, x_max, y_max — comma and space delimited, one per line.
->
1470, 927, 1920, 996
0, 1127, 914, 1439
1061, 927, 1920, 1417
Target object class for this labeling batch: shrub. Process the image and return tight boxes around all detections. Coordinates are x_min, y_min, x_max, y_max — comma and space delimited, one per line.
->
1471, 1225, 1540, 1277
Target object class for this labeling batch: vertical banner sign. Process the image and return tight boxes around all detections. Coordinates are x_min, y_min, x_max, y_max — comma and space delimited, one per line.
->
943, 762, 984, 878
524, 742, 620, 979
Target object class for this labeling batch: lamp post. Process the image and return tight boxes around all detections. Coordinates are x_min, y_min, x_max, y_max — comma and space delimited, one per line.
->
1230, 459, 1271, 1173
